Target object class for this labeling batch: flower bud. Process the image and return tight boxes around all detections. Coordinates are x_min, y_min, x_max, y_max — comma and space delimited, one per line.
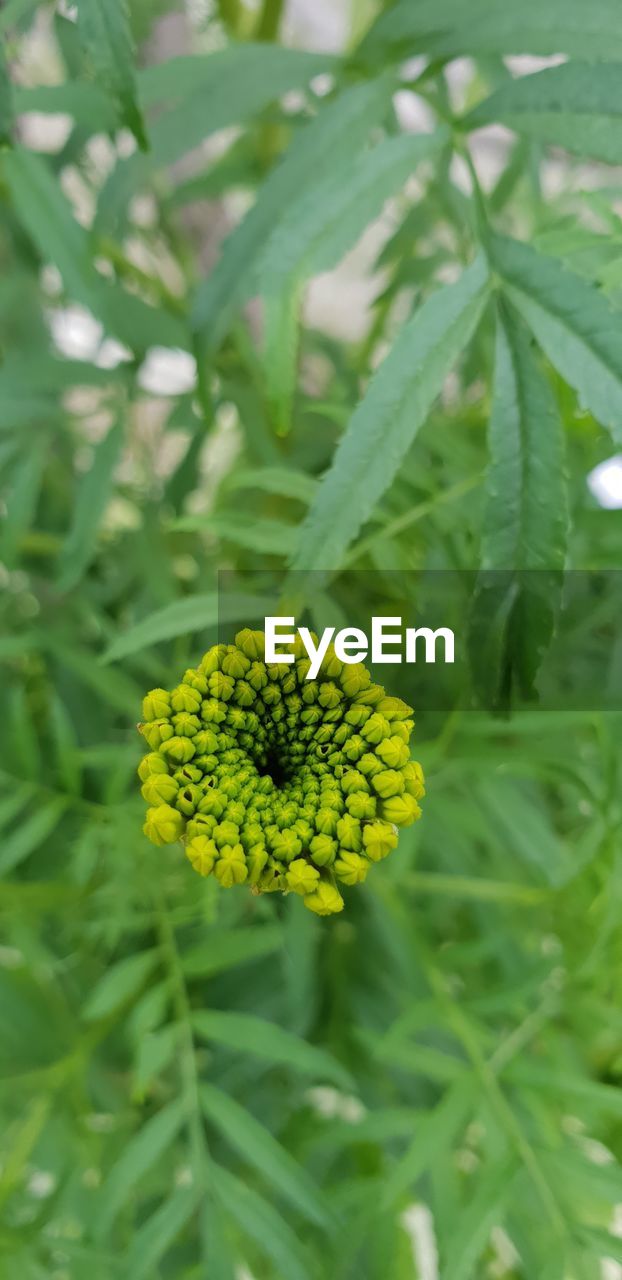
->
143, 804, 184, 846
404, 760, 425, 799
140, 719, 173, 750
176, 784, 201, 816
215, 844, 248, 887
235, 629, 265, 660
362, 820, 398, 861
304, 880, 344, 916
376, 735, 410, 769
286, 858, 320, 896
161, 736, 196, 765
138, 752, 169, 781
345, 791, 376, 820
309, 834, 337, 866
371, 769, 405, 799
361, 713, 392, 745
334, 851, 369, 885
186, 836, 217, 877
336, 814, 362, 851
141, 773, 180, 806
171, 683, 202, 714
380, 794, 421, 827
142, 689, 170, 721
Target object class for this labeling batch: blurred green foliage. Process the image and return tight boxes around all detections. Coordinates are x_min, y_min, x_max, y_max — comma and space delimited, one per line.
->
1, 1, 622, 1277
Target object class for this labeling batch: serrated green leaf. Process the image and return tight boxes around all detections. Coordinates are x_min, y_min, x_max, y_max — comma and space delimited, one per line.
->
181, 925, 283, 978
469, 305, 567, 707
171, 513, 298, 556
360, 0, 622, 63
83, 950, 160, 1022
212, 1165, 313, 1280
263, 271, 303, 437
97, 1099, 187, 1237
291, 254, 490, 571
467, 63, 622, 166
57, 419, 123, 591
13, 81, 117, 132
201, 1084, 331, 1228
491, 234, 622, 443
192, 1010, 352, 1088
192, 75, 396, 350
226, 467, 318, 504
123, 1186, 199, 1280
102, 591, 275, 663
260, 130, 448, 287
77, 0, 147, 149
148, 45, 335, 167
2, 444, 46, 568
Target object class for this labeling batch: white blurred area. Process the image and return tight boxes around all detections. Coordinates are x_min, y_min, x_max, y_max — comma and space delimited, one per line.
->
588, 458, 622, 510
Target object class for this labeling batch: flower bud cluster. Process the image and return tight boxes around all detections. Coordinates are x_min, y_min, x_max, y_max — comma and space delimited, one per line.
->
138, 629, 424, 915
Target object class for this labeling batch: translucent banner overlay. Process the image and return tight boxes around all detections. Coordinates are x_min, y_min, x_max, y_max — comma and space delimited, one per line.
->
217, 570, 622, 714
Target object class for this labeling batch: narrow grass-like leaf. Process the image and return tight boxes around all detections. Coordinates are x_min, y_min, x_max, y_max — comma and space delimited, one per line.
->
192, 75, 396, 349
58, 419, 123, 590
201, 1084, 331, 1228
213, 1165, 313, 1280
83, 950, 160, 1022
181, 925, 283, 978
171, 514, 299, 556
263, 272, 304, 437
102, 592, 275, 663
77, 0, 147, 149
0, 800, 67, 876
443, 1160, 518, 1280
491, 234, 622, 443
123, 1187, 200, 1280
291, 254, 490, 571
467, 63, 622, 166
192, 1010, 352, 1088
382, 1080, 475, 1207
97, 1099, 186, 1237
226, 467, 318, 504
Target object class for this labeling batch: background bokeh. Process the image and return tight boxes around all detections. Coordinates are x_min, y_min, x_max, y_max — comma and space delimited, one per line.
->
2, 2, 622, 1278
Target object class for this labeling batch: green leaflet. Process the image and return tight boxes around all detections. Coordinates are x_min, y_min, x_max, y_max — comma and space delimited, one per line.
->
258, 130, 448, 433
382, 1079, 475, 1207
96, 1099, 187, 1237
358, 0, 622, 63
83, 950, 160, 1021
259, 130, 449, 286
192, 1009, 352, 1088
213, 1165, 314, 1280
466, 63, 622, 166
291, 254, 490, 572
200, 1084, 331, 1229
0, 799, 67, 876
443, 1160, 519, 1280
102, 591, 275, 663
148, 45, 336, 167
123, 1187, 200, 1280
470, 306, 567, 708
180, 924, 283, 978
482, 304, 567, 572
1, 147, 188, 352
191, 75, 396, 349
77, 0, 147, 149
57, 418, 124, 591
490, 234, 622, 443
0, 44, 12, 144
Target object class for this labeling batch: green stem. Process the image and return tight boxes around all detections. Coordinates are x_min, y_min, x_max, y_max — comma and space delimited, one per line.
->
256, 0, 284, 41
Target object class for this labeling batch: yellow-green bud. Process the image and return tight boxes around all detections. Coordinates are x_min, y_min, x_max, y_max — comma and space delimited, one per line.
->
304, 880, 344, 916
286, 858, 320, 896
138, 752, 169, 781
215, 843, 248, 887
142, 688, 171, 721
161, 736, 196, 765
141, 773, 179, 806
380, 794, 421, 827
334, 851, 369, 885
362, 820, 398, 861
371, 769, 405, 799
309, 834, 337, 866
171, 683, 202, 714
143, 804, 184, 846
140, 719, 173, 750
186, 836, 217, 876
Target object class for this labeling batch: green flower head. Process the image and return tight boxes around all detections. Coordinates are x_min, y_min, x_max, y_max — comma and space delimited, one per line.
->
138, 631, 424, 915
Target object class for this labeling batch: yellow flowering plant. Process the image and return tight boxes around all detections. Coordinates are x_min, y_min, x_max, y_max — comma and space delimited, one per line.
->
138, 628, 424, 914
